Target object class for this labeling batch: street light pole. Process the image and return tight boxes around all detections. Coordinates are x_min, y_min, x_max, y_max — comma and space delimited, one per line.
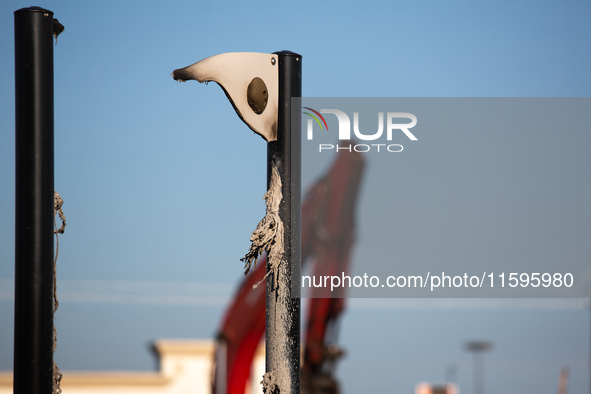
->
172, 50, 302, 394
466, 341, 492, 394
265, 50, 301, 394
14, 7, 57, 394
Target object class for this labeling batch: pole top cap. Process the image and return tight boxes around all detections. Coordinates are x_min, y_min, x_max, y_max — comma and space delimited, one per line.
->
273, 50, 302, 58
15, 6, 54, 15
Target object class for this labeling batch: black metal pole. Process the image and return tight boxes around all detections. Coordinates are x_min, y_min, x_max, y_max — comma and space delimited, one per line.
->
14, 7, 56, 394
265, 50, 301, 394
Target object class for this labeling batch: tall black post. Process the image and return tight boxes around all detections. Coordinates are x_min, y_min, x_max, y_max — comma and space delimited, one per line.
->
266, 51, 301, 394
14, 7, 56, 394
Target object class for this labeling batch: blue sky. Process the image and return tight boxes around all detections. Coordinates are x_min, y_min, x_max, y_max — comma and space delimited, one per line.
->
1, 0, 590, 393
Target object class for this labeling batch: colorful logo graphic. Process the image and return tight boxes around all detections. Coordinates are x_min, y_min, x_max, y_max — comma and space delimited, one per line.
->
303, 106, 418, 154
302, 107, 328, 131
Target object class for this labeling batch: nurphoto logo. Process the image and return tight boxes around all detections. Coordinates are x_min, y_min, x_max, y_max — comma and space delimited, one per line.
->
303, 107, 418, 153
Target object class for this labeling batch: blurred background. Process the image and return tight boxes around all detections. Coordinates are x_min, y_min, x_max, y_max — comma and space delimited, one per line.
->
1, 0, 591, 393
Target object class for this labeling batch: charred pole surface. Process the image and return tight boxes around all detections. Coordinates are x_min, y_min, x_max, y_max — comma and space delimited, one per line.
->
264, 51, 302, 394
14, 7, 56, 394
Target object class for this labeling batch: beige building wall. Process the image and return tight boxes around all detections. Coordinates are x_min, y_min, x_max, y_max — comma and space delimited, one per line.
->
0, 339, 265, 394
